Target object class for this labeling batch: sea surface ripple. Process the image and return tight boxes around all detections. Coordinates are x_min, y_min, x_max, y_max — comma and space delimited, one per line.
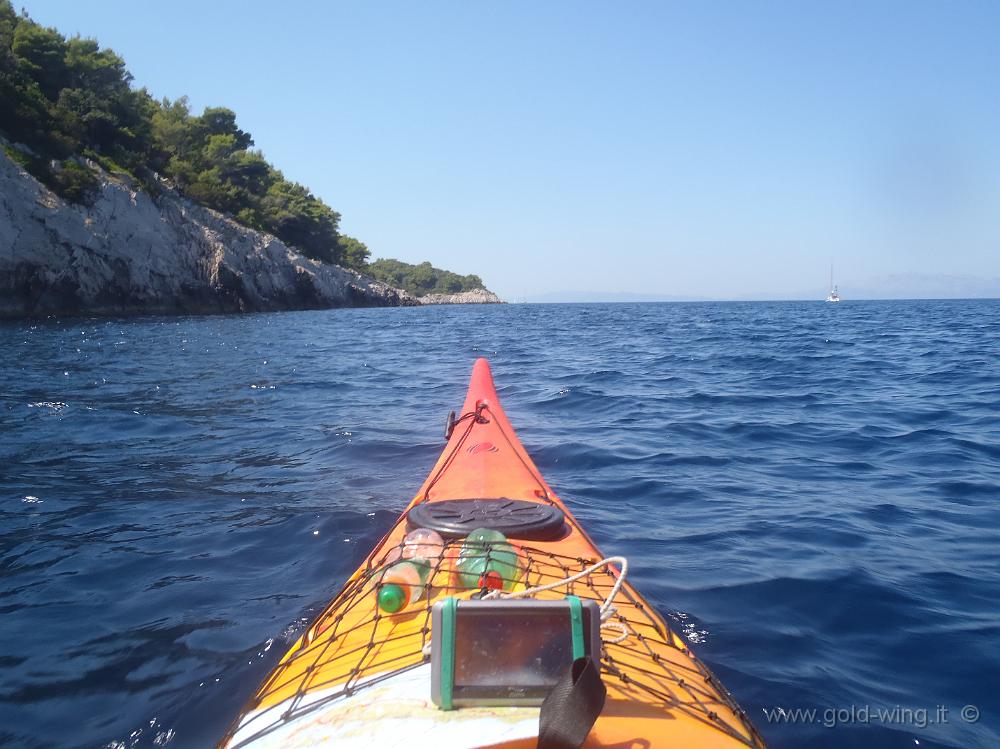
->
1, 300, 998, 748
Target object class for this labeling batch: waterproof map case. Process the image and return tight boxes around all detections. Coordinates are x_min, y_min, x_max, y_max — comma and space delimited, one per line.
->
431, 596, 601, 709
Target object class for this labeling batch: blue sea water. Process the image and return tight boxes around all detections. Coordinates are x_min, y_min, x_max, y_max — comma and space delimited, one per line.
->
1, 300, 998, 749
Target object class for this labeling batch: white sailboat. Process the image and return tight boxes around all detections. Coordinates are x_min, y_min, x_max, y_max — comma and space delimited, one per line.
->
825, 265, 841, 303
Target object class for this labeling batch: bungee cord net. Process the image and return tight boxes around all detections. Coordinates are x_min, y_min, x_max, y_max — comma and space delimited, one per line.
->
222, 534, 765, 749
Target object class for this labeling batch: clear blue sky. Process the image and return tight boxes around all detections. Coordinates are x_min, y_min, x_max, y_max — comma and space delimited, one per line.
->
25, 1, 1000, 300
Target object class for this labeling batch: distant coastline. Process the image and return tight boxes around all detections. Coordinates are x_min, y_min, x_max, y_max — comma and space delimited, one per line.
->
518, 286, 1000, 304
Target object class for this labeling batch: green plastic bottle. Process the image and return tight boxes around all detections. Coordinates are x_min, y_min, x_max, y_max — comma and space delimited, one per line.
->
453, 528, 524, 591
376, 560, 428, 613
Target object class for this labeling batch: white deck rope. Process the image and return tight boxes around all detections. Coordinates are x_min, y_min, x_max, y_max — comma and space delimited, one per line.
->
421, 555, 633, 656
485, 555, 631, 644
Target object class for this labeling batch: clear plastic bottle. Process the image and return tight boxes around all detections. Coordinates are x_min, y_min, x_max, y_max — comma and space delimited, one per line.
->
401, 528, 445, 565
381, 528, 444, 567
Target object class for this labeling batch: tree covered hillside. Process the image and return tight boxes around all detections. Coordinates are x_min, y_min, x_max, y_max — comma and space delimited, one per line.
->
0, 1, 485, 294
366, 259, 484, 297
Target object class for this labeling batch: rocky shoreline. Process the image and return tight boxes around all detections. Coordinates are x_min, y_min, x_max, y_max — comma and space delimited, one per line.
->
0, 149, 500, 319
417, 288, 504, 304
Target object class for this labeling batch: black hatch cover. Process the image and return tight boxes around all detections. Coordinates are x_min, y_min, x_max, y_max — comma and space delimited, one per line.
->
407, 498, 566, 540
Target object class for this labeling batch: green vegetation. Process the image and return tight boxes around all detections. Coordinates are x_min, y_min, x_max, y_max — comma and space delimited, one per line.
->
0, 1, 486, 294
0, 1, 347, 263
366, 259, 483, 296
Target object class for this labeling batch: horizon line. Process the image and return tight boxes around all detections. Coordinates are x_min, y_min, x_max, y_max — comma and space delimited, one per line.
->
508, 296, 1000, 304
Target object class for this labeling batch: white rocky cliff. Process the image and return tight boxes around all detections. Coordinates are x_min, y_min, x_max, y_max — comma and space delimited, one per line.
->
417, 288, 503, 304
0, 149, 417, 318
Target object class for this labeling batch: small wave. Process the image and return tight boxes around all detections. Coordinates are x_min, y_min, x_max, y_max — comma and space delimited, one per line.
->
27, 401, 67, 411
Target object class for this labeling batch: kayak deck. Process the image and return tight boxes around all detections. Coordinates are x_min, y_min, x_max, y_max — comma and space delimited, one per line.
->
222, 359, 764, 749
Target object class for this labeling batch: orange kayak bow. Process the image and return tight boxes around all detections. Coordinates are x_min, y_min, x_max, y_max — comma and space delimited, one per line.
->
222, 358, 764, 749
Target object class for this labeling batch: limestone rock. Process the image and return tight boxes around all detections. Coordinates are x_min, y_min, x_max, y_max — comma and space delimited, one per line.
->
417, 288, 503, 305
0, 148, 417, 318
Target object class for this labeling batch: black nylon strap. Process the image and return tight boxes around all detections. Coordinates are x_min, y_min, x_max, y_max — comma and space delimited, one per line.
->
537, 656, 606, 749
